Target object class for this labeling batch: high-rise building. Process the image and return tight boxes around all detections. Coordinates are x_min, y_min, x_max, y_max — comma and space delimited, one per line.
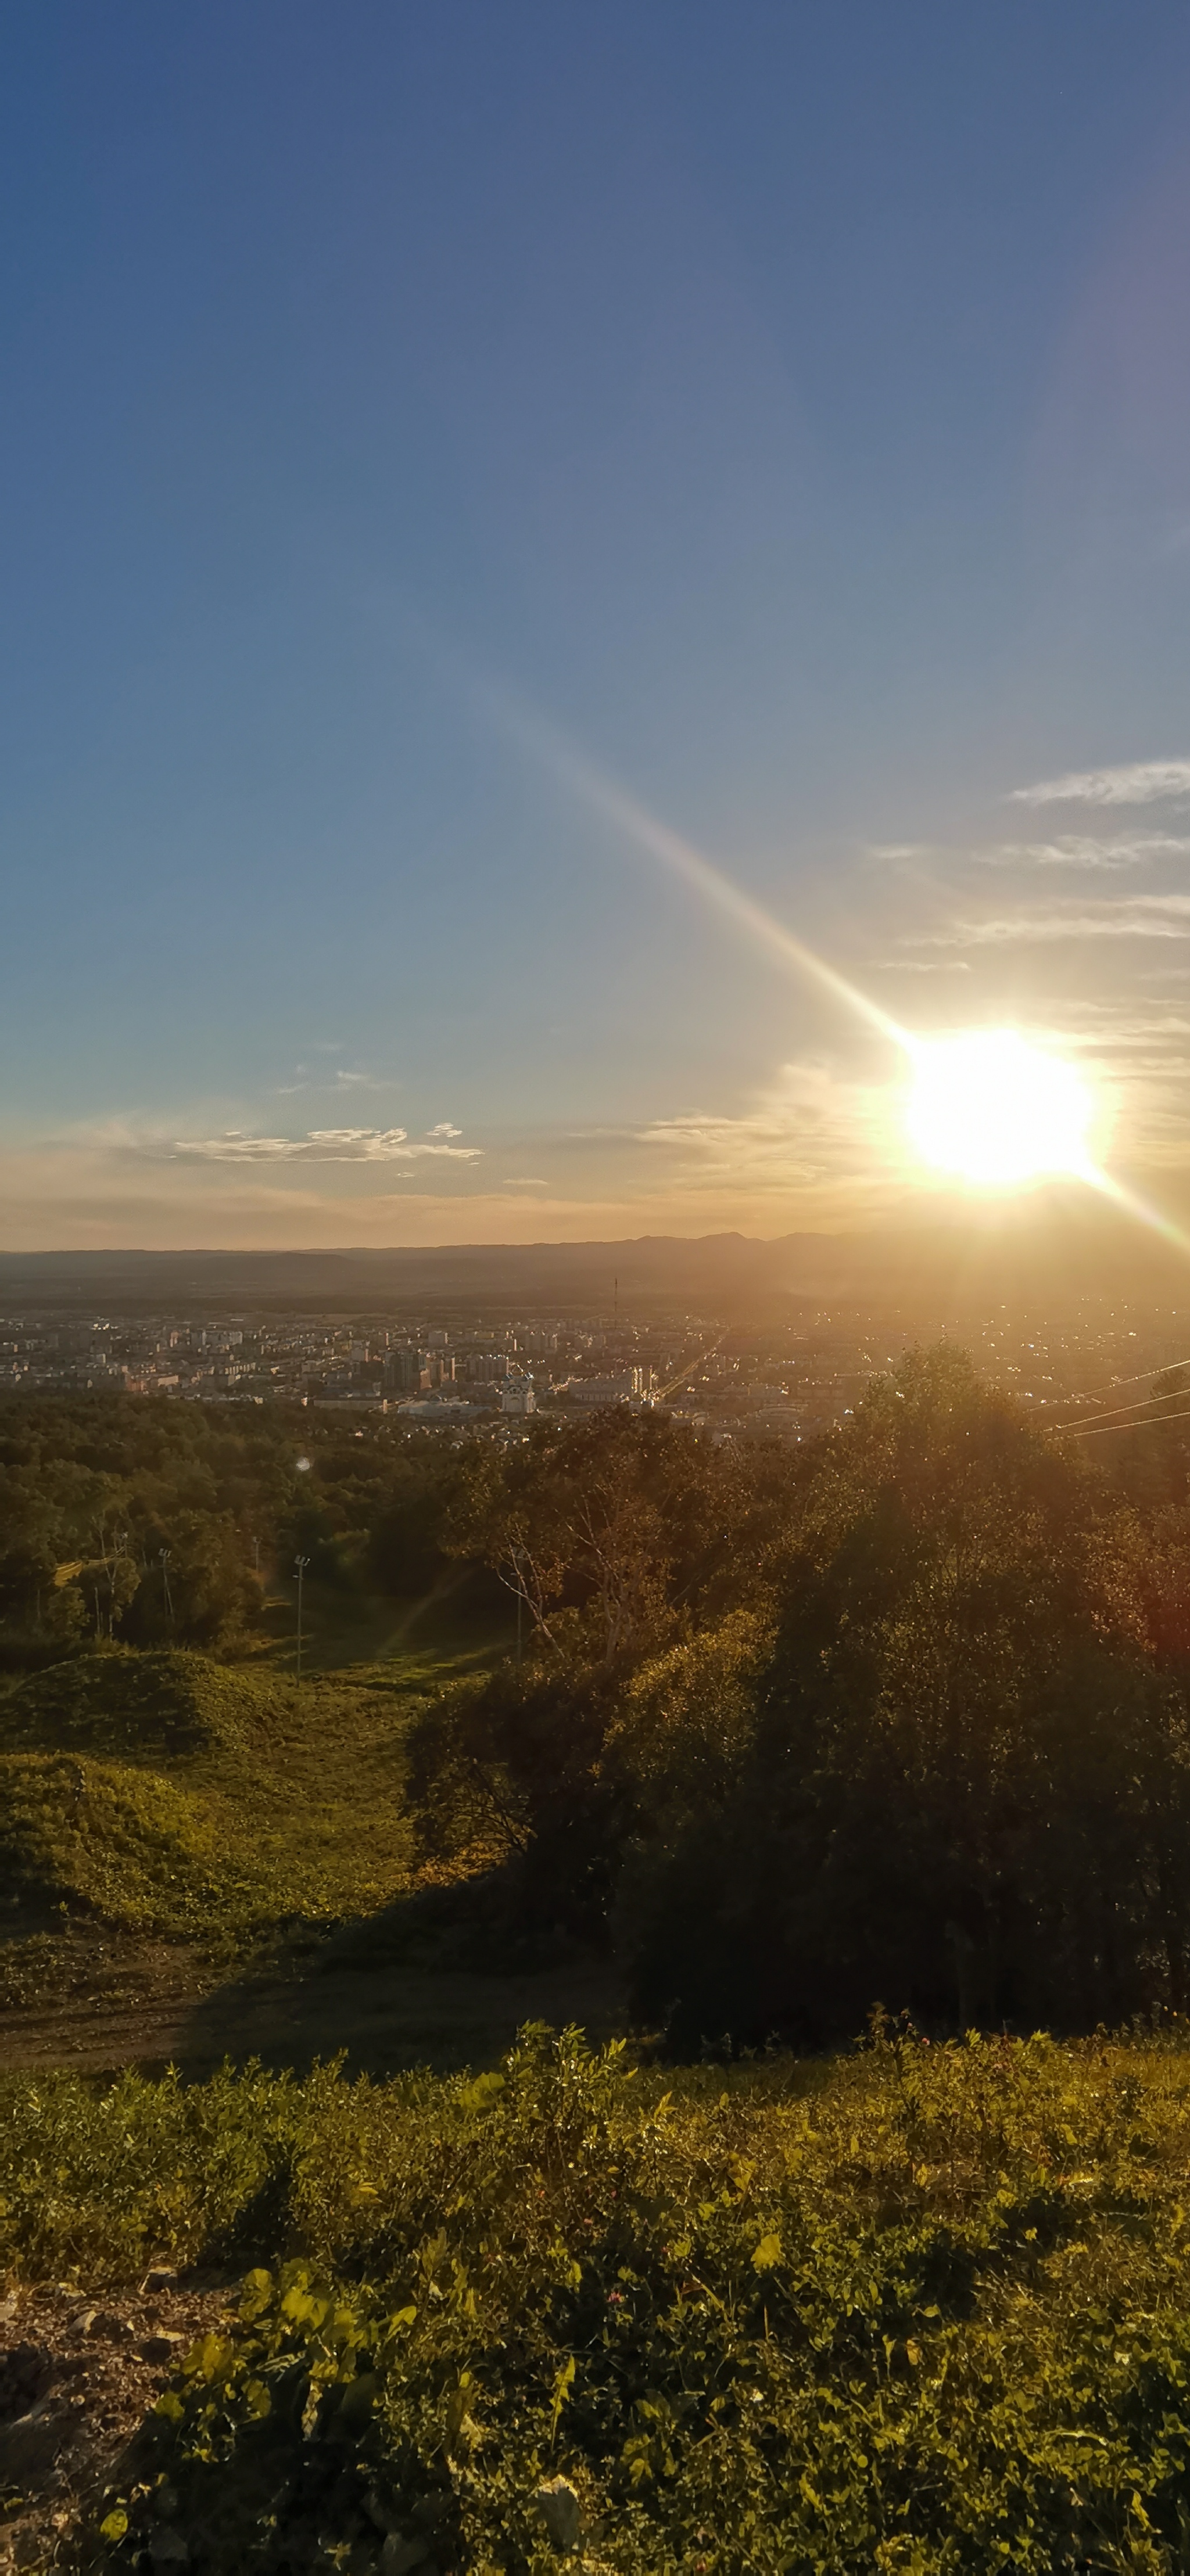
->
382, 1346, 422, 1394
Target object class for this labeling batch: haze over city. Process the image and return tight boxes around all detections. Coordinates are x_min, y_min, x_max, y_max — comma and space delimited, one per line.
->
6, 5, 1190, 1256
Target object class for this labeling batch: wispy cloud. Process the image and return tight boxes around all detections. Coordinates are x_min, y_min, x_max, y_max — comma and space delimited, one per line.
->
273, 1064, 382, 1096
873, 958, 973, 974
626, 1061, 912, 1202
502, 1174, 549, 1187
173, 1127, 482, 1164
974, 835, 1189, 870
426, 1122, 462, 1138
1008, 760, 1190, 808
908, 894, 1190, 950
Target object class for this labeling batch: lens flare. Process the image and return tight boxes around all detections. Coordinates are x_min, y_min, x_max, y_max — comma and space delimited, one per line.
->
907, 1030, 1094, 1186
455, 654, 1190, 1260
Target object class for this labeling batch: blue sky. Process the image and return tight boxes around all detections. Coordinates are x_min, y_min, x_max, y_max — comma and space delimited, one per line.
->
5, 1, 1190, 1246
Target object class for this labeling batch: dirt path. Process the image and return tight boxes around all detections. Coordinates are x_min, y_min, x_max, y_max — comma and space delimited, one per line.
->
0, 1943, 626, 2080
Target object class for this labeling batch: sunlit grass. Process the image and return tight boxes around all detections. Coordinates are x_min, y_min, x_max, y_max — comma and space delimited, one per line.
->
8, 2022, 1190, 2570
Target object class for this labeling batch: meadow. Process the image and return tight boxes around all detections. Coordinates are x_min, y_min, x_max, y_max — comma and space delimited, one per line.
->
5, 2021, 1190, 2571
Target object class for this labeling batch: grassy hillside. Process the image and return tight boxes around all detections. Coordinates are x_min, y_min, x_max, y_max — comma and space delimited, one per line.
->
0, 1647, 465, 1959
0, 1647, 304, 1760
0, 1752, 231, 1934
6, 2023, 1190, 2571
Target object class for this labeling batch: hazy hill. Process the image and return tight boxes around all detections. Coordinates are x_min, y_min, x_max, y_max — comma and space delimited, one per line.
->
0, 1184, 1185, 1314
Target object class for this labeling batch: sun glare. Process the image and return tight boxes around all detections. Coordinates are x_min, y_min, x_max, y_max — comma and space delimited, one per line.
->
906, 1029, 1094, 1188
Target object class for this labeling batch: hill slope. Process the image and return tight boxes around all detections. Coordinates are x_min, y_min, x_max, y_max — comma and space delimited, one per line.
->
0, 1650, 429, 1948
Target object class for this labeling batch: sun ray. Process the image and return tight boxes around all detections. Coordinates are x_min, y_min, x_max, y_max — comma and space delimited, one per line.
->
477, 681, 911, 1050
468, 664, 1190, 1260
1080, 1162, 1190, 1261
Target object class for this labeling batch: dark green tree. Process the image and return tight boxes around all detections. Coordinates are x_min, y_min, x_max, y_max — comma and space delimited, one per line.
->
627, 1346, 1190, 2047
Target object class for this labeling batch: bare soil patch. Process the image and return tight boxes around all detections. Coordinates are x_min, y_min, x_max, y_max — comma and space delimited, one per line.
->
0, 2272, 236, 2573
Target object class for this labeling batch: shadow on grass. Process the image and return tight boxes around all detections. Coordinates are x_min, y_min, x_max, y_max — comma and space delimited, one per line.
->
252, 1562, 515, 1682
175, 1906, 625, 2081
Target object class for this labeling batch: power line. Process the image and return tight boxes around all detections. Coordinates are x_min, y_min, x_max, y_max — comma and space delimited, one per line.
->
1049, 1382, 1190, 1435
1047, 1355, 1190, 1417
1067, 1402, 1190, 1440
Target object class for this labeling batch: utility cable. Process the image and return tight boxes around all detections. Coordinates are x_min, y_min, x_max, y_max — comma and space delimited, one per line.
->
1048, 1382, 1190, 1435
1046, 1354, 1190, 1417
1066, 1402, 1190, 1440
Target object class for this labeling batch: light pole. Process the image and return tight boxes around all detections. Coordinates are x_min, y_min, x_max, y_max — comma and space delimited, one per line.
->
294, 1554, 310, 1684
159, 1547, 173, 1625
513, 1544, 525, 1666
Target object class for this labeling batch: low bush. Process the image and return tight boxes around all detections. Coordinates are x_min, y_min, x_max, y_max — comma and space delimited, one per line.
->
6, 2024, 1190, 2567
1, 1650, 278, 1762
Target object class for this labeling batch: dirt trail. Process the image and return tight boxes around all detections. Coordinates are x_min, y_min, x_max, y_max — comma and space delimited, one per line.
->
0, 1945, 625, 2080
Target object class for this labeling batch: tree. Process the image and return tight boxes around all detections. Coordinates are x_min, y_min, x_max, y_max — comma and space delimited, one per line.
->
626, 1346, 1190, 2048
446, 1411, 771, 1668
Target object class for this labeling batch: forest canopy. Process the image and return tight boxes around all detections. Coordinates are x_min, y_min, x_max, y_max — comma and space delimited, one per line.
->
0, 1397, 462, 1662
3, 1350, 1190, 2048
408, 1349, 1190, 2045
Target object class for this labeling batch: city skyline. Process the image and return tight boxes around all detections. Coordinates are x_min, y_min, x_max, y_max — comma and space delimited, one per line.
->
6, 6, 1190, 1247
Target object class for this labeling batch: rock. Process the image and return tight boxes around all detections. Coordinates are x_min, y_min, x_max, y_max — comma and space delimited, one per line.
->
141, 2266, 179, 2296
535, 2477, 582, 2556
139, 2333, 184, 2366
0, 2397, 70, 2487
148, 2531, 189, 2569
0, 2344, 55, 2420
380, 2539, 428, 2575
84, 2311, 134, 2344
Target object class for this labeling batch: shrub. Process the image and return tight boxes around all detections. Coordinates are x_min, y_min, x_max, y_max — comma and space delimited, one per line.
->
6, 2025, 1190, 2568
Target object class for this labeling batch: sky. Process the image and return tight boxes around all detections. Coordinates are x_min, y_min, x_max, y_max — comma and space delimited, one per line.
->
5, 1, 1190, 1249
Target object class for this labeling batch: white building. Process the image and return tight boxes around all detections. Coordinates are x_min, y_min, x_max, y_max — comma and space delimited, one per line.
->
553, 1370, 653, 1407
499, 1374, 537, 1418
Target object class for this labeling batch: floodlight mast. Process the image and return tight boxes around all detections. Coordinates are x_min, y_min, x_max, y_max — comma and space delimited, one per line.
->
294, 1554, 311, 1684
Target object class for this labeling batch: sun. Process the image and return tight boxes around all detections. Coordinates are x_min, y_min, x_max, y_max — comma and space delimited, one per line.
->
906, 1029, 1094, 1188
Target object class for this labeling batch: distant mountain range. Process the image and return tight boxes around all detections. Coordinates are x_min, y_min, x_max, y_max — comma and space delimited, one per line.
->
0, 1188, 1185, 1314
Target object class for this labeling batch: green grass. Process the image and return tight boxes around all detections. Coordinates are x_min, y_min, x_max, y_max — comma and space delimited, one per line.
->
9, 2023, 1190, 2570
251, 1567, 515, 1679
0, 1751, 236, 1934
0, 1647, 481, 1959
